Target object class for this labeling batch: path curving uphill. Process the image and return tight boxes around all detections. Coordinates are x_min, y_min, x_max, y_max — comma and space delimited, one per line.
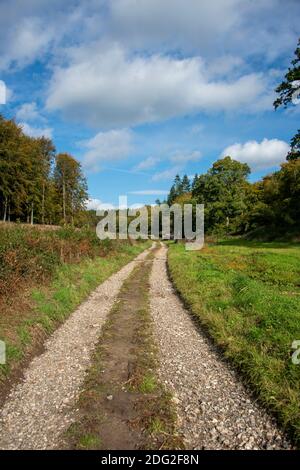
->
149, 244, 291, 450
0, 246, 153, 450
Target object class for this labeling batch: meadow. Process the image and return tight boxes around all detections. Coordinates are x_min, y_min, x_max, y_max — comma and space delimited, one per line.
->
168, 239, 300, 444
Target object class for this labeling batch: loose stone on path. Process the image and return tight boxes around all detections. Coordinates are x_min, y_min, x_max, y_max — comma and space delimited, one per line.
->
149, 244, 292, 450
0, 247, 152, 450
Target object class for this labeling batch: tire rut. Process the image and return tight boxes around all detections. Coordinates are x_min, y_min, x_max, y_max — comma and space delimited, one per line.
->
65, 247, 182, 450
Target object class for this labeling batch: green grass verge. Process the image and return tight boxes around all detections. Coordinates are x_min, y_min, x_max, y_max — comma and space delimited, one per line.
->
167, 239, 300, 446
0, 240, 150, 381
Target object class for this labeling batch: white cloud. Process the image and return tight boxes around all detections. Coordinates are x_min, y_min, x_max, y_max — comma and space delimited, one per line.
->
16, 102, 43, 121
109, 0, 239, 48
0, 17, 56, 70
46, 44, 268, 128
86, 198, 102, 210
108, 0, 299, 61
169, 150, 201, 164
205, 55, 244, 78
222, 138, 290, 170
151, 150, 202, 181
81, 128, 133, 172
0, 1, 87, 70
134, 156, 160, 171
128, 190, 168, 196
152, 166, 182, 182
0, 0, 298, 74
0, 0, 297, 134
20, 122, 53, 139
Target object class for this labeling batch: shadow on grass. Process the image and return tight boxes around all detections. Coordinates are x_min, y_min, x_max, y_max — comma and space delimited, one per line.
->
213, 239, 300, 250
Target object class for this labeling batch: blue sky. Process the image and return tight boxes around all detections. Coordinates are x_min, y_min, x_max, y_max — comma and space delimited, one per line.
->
0, 0, 299, 207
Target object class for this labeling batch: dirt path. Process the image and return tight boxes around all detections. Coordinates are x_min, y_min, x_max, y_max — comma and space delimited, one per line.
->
0, 242, 293, 450
66, 249, 180, 450
149, 244, 291, 450
0, 246, 152, 450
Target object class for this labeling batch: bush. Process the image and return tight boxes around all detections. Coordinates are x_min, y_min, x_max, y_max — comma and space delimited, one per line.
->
0, 225, 119, 296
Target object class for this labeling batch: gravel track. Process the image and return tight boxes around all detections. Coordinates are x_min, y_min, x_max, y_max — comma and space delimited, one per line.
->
149, 244, 292, 450
0, 247, 152, 450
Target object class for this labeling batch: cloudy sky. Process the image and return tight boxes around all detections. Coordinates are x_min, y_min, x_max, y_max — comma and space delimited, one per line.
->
0, 0, 299, 207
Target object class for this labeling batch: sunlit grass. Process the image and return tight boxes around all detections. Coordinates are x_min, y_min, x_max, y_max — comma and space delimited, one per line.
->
168, 239, 300, 445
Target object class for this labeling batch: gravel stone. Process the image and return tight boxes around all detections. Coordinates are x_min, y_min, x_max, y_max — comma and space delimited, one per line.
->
149, 244, 292, 450
0, 247, 152, 450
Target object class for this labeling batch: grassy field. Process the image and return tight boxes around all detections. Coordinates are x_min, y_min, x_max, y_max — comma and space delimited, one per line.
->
0, 225, 150, 385
168, 239, 300, 445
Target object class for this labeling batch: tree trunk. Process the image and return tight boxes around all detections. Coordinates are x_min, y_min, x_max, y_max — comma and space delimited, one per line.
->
62, 179, 66, 224
42, 182, 45, 225
3, 197, 7, 222
226, 216, 229, 235
8, 203, 11, 222
31, 203, 34, 225
71, 196, 74, 226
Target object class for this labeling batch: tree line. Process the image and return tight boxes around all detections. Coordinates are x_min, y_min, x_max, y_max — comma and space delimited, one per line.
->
1, 38, 298, 234
166, 155, 299, 238
166, 38, 300, 239
0, 115, 88, 225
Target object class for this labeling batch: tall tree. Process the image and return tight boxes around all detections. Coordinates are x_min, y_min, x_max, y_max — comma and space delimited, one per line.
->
181, 174, 191, 192
167, 174, 185, 205
54, 153, 88, 224
0, 114, 89, 226
37, 137, 56, 224
0, 116, 27, 221
18, 134, 48, 224
274, 37, 300, 161
249, 160, 300, 233
173, 174, 182, 195
287, 129, 300, 161
192, 173, 198, 191
167, 184, 177, 205
193, 156, 250, 233
274, 38, 300, 109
